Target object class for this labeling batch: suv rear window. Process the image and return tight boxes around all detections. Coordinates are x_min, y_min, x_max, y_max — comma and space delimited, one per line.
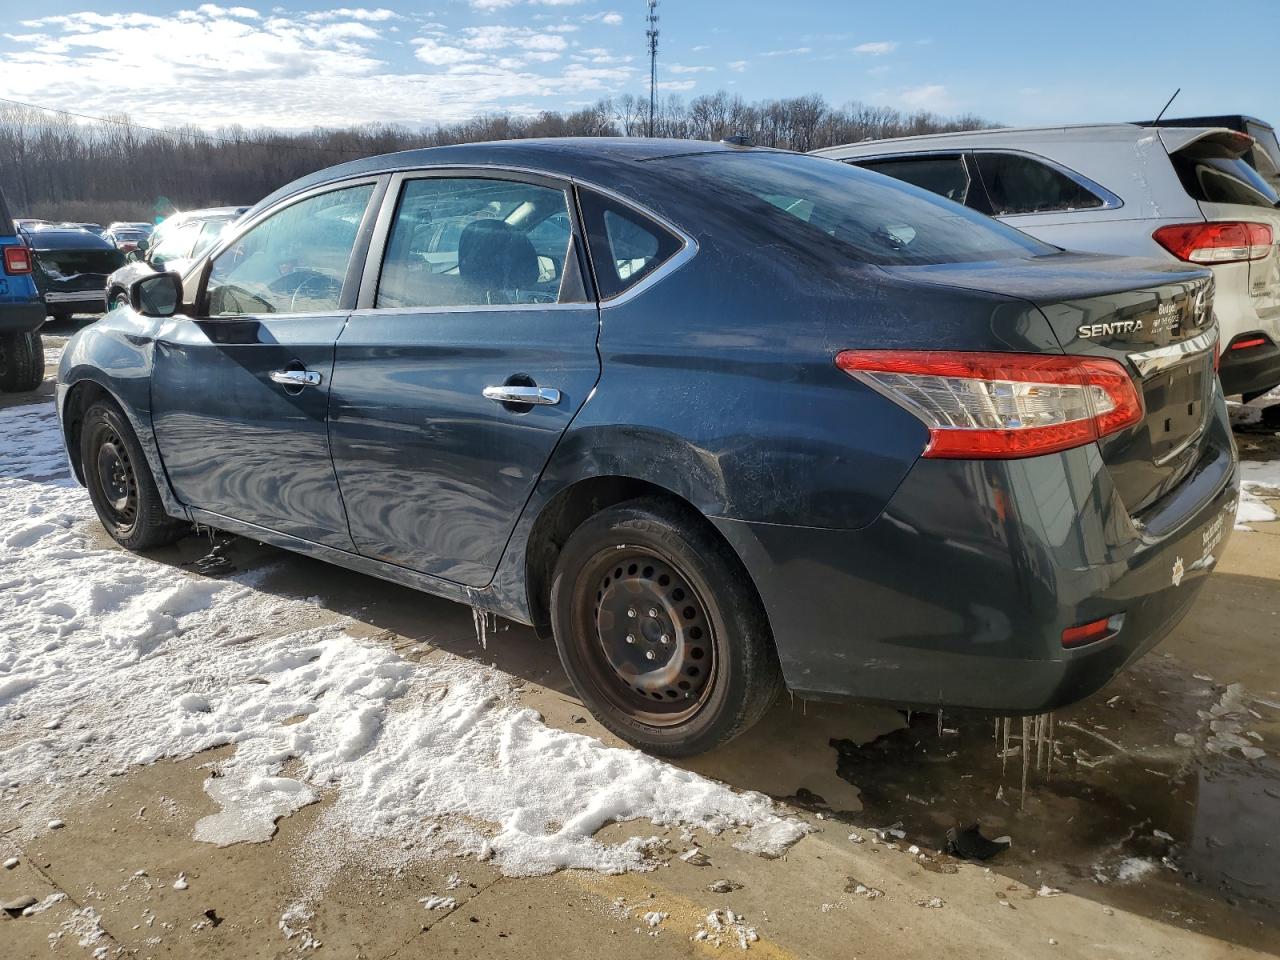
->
656, 151, 1054, 266
1171, 140, 1280, 208
858, 155, 976, 208
971, 152, 1106, 215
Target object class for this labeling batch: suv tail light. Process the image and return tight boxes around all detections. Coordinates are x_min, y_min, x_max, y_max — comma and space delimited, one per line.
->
1153, 222, 1273, 264
835, 350, 1144, 459
3, 244, 31, 274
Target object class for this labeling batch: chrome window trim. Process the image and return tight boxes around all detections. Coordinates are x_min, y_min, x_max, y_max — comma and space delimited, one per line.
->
849, 147, 1125, 214
1128, 326, 1219, 378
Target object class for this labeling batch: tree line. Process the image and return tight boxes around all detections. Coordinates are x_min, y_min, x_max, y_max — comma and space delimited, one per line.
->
0, 92, 994, 225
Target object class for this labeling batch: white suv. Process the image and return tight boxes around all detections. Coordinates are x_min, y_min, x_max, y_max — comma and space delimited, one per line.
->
815, 124, 1280, 406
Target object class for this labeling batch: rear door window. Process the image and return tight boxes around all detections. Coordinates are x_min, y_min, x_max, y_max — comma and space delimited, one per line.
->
971, 152, 1107, 215
578, 192, 683, 299
1170, 140, 1280, 208
856, 155, 981, 210
150, 220, 202, 265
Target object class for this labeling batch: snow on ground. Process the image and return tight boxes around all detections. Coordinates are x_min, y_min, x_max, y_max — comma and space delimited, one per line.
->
0, 401, 807, 880
1240, 459, 1280, 526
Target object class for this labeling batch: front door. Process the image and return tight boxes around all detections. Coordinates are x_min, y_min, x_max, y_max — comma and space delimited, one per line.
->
151, 181, 378, 548
329, 172, 600, 586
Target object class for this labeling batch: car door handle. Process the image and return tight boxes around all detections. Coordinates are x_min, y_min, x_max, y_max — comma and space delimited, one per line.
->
269, 369, 323, 388
482, 385, 560, 405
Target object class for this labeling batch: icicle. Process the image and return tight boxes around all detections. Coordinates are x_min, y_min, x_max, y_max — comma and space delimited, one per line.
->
1001, 717, 1011, 777
936, 710, 944, 738
1046, 713, 1055, 778
994, 718, 1000, 742
472, 607, 492, 650
1020, 716, 1031, 810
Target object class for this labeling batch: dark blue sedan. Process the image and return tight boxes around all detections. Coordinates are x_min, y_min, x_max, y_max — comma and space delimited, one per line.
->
56, 139, 1238, 755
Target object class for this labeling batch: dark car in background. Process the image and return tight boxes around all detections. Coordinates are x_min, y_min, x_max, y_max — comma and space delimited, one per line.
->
106, 206, 246, 309
21, 225, 124, 321
59, 140, 1237, 756
0, 186, 46, 392
104, 222, 153, 254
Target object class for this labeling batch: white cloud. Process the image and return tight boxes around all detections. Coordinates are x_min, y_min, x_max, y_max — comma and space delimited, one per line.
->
727, 60, 747, 72
529, 0, 587, 5
586, 11, 623, 26
896, 84, 954, 111
470, 0, 519, 9
0, 5, 637, 129
412, 38, 485, 66
304, 7, 399, 22
691, 44, 709, 52
853, 40, 897, 55
668, 63, 714, 74
656, 79, 695, 92
761, 47, 810, 57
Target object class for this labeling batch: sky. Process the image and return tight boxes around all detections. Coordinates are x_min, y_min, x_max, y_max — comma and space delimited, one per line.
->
1, 1, 1277, 133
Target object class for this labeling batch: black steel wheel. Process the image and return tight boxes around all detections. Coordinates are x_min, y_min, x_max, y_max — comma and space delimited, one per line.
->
81, 400, 187, 551
550, 497, 783, 756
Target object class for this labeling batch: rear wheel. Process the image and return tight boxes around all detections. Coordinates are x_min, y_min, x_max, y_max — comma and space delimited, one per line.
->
81, 400, 187, 551
0, 329, 44, 393
550, 497, 783, 756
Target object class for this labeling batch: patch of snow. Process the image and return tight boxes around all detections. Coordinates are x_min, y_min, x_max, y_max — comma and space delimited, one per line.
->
21, 891, 67, 916
692, 908, 758, 950
279, 903, 321, 950
419, 895, 456, 910
642, 910, 667, 927
0, 401, 807, 883
1239, 459, 1280, 525
172, 873, 188, 890
1115, 857, 1158, 882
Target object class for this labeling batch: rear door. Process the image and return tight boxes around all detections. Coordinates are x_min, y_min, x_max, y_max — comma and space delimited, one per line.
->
328, 170, 600, 586
150, 180, 380, 548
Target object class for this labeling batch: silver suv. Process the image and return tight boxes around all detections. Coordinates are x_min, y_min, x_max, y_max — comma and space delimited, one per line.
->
815, 124, 1280, 403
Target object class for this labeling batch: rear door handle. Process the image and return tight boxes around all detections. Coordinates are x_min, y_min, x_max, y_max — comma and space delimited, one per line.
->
270, 369, 323, 388
482, 385, 560, 405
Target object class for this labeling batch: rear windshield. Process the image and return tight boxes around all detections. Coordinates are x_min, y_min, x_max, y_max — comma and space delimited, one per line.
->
28, 230, 115, 251
654, 151, 1056, 265
1171, 140, 1280, 208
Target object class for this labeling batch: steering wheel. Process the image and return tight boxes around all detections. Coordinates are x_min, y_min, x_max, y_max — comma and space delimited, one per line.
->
265, 271, 339, 312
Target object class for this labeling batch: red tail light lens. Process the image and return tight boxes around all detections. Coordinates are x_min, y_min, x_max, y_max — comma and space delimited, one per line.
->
1229, 336, 1270, 351
835, 350, 1144, 459
1061, 615, 1121, 649
1153, 222, 1273, 264
3, 245, 31, 274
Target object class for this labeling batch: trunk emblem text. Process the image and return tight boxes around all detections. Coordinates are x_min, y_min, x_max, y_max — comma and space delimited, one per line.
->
1077, 319, 1144, 339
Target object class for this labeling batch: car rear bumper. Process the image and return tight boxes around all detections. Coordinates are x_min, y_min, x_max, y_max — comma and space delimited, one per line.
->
0, 301, 47, 333
713, 405, 1239, 714
1219, 333, 1280, 397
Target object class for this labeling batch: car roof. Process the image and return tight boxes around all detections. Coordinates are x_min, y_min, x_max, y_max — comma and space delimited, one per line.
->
811, 122, 1250, 158
247, 138, 773, 218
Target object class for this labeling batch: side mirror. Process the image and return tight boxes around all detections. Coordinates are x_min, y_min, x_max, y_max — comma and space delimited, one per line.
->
130, 272, 181, 318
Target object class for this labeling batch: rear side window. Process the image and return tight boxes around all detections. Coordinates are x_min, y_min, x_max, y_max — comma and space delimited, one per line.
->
579, 192, 683, 299
1171, 141, 1280, 208
972, 152, 1106, 215
858, 155, 976, 208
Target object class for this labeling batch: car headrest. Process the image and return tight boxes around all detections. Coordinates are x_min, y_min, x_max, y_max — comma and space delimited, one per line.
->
457, 219, 538, 292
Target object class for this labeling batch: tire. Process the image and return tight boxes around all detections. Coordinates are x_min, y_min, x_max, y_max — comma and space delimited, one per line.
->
0, 329, 45, 393
1262, 403, 1280, 428
80, 400, 187, 551
550, 497, 783, 756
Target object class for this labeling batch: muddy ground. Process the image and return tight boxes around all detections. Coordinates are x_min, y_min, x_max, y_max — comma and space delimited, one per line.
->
3, 326, 1278, 959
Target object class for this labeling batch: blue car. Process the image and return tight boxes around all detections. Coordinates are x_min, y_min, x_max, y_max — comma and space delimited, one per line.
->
0, 187, 46, 392
56, 140, 1237, 755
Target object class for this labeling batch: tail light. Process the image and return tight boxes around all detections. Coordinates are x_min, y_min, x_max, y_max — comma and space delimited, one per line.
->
1229, 335, 1271, 351
1153, 222, 1273, 264
835, 350, 1144, 459
3, 244, 31, 274
1061, 614, 1123, 649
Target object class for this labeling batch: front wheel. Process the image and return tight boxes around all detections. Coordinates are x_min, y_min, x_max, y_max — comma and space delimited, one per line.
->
81, 400, 187, 551
550, 497, 783, 756
0, 329, 44, 393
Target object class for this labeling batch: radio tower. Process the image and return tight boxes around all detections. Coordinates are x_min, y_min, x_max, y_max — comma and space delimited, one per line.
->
646, 0, 659, 137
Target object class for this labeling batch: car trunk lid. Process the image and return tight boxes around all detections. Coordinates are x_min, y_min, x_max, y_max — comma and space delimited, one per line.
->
888, 252, 1218, 515
32, 247, 124, 296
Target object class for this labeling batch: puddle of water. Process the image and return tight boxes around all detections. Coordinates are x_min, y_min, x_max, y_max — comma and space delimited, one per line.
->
819, 655, 1279, 932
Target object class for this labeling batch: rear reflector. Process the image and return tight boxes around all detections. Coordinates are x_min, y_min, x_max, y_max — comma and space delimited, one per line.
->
1230, 336, 1270, 351
1061, 615, 1121, 649
835, 350, 1144, 459
2, 245, 31, 274
1153, 221, 1273, 264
